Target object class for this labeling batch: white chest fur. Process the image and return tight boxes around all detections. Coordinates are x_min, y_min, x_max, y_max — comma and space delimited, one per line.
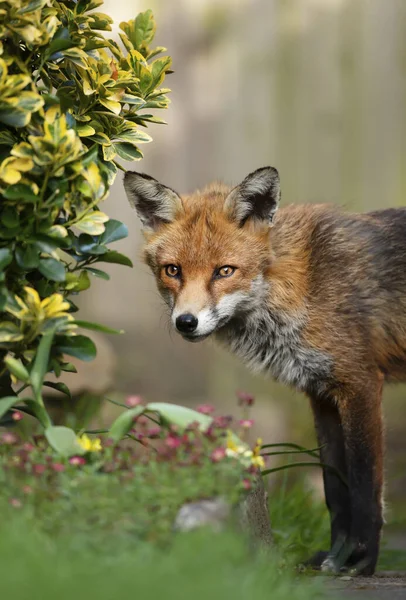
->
216, 307, 332, 391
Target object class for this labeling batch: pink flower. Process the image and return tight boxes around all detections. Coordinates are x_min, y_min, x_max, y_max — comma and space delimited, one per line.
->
197, 404, 215, 415
210, 447, 226, 463
1, 432, 18, 445
213, 415, 232, 429
147, 426, 161, 438
134, 415, 149, 427
52, 463, 65, 473
9, 498, 22, 508
33, 464, 46, 475
22, 485, 32, 495
126, 395, 143, 408
22, 443, 35, 452
69, 456, 86, 466
12, 410, 23, 421
242, 478, 252, 491
165, 434, 181, 449
236, 391, 255, 406
239, 419, 254, 429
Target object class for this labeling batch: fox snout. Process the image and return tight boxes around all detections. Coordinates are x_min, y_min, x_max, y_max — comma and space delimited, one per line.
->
171, 306, 218, 342
175, 313, 198, 334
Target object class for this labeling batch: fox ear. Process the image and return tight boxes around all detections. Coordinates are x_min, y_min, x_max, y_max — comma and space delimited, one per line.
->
224, 167, 280, 226
124, 172, 183, 232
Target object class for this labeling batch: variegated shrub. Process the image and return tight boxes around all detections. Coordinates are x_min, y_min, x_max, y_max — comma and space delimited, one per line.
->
0, 0, 171, 450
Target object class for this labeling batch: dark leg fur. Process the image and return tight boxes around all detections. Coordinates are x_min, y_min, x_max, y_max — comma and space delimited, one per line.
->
307, 391, 351, 570
336, 379, 384, 575
306, 378, 384, 576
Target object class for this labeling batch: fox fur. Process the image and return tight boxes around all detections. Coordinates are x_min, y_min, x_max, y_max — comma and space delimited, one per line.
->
124, 166, 406, 575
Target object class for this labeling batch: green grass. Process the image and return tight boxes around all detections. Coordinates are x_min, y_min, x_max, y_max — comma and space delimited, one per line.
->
0, 513, 325, 600
269, 478, 330, 565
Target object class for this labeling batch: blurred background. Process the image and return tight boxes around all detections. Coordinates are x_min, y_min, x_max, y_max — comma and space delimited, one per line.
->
70, 0, 406, 519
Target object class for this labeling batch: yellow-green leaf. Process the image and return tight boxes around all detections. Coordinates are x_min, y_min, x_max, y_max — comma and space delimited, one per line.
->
76, 211, 109, 235
99, 98, 121, 115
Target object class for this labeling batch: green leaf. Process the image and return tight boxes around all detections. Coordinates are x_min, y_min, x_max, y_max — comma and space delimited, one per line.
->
4, 356, 30, 383
121, 94, 145, 107
0, 287, 7, 311
0, 109, 30, 128
0, 322, 23, 342
134, 10, 156, 47
15, 245, 40, 270
73, 320, 123, 335
55, 335, 97, 362
45, 426, 85, 457
0, 396, 20, 420
16, 92, 44, 113
38, 258, 66, 282
99, 219, 128, 244
95, 251, 133, 267
32, 234, 61, 253
76, 234, 107, 255
65, 271, 91, 292
77, 124, 96, 137
1, 207, 19, 228
116, 129, 152, 145
0, 248, 12, 271
60, 362, 77, 373
114, 142, 143, 161
31, 330, 55, 400
109, 405, 145, 442
3, 184, 37, 202
76, 211, 109, 235
48, 35, 75, 56
83, 267, 110, 280
43, 381, 72, 398
146, 402, 213, 432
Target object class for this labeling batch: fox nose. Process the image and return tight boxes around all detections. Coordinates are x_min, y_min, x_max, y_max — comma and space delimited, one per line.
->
176, 313, 198, 334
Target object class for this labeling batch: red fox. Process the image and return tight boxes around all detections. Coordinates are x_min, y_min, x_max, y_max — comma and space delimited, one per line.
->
124, 166, 404, 575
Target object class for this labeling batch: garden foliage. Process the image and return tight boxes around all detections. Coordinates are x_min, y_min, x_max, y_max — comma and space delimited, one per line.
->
0, 0, 171, 447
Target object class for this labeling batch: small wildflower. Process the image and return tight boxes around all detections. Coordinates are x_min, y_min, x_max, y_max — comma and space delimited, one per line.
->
236, 391, 255, 406
69, 456, 86, 466
12, 410, 23, 421
22, 485, 32, 495
146, 426, 161, 438
22, 443, 34, 452
213, 415, 232, 429
239, 419, 254, 429
33, 464, 46, 475
126, 395, 143, 408
197, 404, 215, 415
134, 415, 149, 427
251, 438, 265, 469
77, 434, 102, 453
9, 498, 22, 508
1, 432, 18, 445
210, 447, 226, 463
52, 462, 65, 473
242, 479, 252, 491
165, 434, 181, 449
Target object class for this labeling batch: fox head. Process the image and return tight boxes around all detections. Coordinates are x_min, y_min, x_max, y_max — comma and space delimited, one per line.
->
124, 167, 280, 342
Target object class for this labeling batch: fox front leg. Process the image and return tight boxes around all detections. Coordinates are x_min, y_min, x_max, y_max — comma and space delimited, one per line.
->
306, 390, 351, 571
333, 378, 384, 576
307, 376, 384, 575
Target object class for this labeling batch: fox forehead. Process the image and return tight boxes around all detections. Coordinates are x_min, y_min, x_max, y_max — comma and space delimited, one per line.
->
144, 185, 271, 271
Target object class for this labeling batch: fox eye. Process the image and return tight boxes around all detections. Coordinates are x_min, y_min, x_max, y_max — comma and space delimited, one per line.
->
164, 264, 180, 278
216, 266, 236, 279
